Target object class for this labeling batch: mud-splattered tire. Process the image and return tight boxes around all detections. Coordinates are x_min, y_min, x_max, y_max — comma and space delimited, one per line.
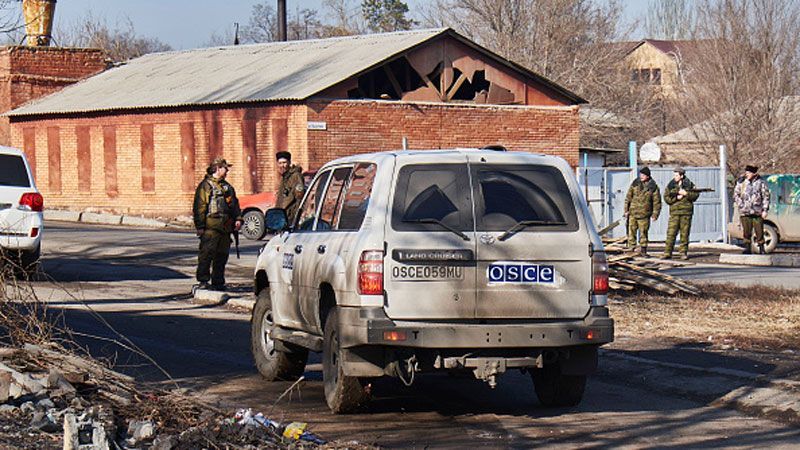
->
323, 308, 369, 413
532, 364, 586, 407
250, 289, 307, 381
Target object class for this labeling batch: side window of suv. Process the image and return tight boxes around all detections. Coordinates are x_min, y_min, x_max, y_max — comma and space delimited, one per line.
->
295, 170, 330, 231
317, 167, 352, 231
337, 162, 377, 231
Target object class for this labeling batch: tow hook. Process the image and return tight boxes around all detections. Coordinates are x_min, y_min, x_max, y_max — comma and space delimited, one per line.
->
396, 355, 419, 386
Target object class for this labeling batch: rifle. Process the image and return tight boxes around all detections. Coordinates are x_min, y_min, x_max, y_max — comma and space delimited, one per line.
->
687, 188, 714, 193
233, 229, 240, 259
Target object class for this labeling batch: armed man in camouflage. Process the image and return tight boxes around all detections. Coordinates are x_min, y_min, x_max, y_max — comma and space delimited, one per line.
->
662, 167, 699, 260
734, 165, 771, 254
275, 151, 305, 224
193, 157, 242, 291
624, 167, 661, 257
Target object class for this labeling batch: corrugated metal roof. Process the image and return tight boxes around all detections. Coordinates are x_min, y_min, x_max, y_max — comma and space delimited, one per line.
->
8, 28, 451, 117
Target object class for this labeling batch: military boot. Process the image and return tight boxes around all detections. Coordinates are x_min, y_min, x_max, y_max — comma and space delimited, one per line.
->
743, 245, 752, 255
680, 253, 689, 260
660, 252, 672, 260
759, 244, 766, 255
639, 246, 648, 257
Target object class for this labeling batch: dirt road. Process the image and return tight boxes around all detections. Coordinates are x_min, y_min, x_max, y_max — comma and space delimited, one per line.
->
28, 222, 800, 447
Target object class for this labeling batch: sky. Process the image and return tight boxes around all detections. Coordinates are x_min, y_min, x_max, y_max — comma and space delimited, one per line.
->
40, 0, 651, 50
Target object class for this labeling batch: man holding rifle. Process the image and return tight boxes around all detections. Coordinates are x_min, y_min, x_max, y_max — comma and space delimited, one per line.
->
662, 167, 701, 260
193, 157, 242, 291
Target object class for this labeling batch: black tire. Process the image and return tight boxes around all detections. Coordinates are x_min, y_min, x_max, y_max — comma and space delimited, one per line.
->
242, 210, 267, 241
250, 289, 307, 381
751, 223, 778, 254
531, 364, 586, 407
323, 308, 369, 413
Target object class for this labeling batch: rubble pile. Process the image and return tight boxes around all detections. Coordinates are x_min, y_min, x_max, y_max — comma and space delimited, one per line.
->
0, 344, 327, 449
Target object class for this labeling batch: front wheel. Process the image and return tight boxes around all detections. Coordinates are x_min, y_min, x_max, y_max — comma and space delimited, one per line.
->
242, 210, 267, 241
250, 289, 307, 381
323, 308, 370, 413
531, 364, 586, 407
751, 223, 778, 254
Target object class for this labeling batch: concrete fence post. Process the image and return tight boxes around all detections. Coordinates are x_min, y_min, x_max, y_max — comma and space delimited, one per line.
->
720, 145, 729, 243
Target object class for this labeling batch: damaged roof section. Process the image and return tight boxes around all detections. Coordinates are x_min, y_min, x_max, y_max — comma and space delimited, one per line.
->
8, 28, 584, 118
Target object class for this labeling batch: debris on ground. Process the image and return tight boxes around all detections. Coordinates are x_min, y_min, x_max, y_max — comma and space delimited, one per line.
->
0, 344, 329, 449
600, 221, 700, 295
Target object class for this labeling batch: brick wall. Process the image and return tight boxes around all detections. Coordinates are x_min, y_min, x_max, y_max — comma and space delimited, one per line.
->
0, 46, 107, 145
306, 100, 580, 167
10, 100, 579, 218
10, 104, 308, 217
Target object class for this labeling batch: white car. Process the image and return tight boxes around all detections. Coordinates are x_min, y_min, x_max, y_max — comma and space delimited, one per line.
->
0, 146, 43, 274
251, 148, 613, 413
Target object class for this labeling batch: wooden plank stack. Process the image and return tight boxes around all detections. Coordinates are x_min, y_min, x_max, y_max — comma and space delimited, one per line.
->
600, 220, 700, 296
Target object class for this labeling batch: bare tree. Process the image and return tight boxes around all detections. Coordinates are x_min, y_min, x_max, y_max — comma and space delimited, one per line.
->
55, 13, 171, 62
646, 0, 696, 40
241, 2, 355, 43
672, 0, 800, 172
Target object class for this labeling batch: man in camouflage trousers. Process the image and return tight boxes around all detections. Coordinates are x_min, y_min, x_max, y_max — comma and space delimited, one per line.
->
624, 167, 661, 257
275, 151, 305, 224
662, 167, 699, 260
734, 165, 770, 254
193, 157, 242, 291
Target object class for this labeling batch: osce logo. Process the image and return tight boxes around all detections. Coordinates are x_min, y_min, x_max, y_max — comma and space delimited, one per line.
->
487, 263, 555, 284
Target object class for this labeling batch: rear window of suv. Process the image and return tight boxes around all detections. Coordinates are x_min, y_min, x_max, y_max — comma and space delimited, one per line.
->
0, 154, 31, 187
473, 165, 578, 232
392, 163, 578, 232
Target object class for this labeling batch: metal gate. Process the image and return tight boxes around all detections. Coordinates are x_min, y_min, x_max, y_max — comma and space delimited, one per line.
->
579, 167, 723, 242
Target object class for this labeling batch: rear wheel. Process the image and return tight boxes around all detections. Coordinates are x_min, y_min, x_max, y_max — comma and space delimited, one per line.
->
531, 364, 586, 407
751, 223, 778, 254
323, 308, 369, 413
250, 289, 307, 381
242, 210, 267, 241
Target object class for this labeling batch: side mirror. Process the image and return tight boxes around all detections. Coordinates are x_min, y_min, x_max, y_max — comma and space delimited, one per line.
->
265, 208, 289, 232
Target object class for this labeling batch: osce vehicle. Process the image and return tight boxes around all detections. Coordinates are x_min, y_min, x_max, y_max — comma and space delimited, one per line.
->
0, 146, 43, 274
251, 148, 614, 413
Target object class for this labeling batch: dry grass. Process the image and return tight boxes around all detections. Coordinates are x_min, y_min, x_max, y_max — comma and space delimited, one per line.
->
610, 284, 800, 351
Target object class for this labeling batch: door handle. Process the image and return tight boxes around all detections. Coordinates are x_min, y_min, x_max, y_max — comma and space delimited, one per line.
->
317, 244, 326, 254
294, 245, 303, 254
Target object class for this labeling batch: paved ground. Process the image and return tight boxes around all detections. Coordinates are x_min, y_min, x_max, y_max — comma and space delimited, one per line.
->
17, 222, 800, 447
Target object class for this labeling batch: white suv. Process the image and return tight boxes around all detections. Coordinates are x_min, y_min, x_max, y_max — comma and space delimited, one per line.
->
251, 149, 613, 413
0, 146, 43, 274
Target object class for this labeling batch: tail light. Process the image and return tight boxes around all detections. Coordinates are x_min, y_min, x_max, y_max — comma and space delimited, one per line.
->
358, 250, 384, 295
19, 192, 44, 212
591, 250, 609, 303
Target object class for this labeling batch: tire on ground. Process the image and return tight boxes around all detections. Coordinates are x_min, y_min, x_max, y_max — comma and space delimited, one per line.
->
751, 223, 778, 254
531, 363, 586, 407
242, 210, 267, 241
250, 289, 308, 381
323, 307, 370, 413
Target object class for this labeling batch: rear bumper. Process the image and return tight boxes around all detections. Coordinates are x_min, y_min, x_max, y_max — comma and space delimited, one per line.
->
338, 307, 614, 349
0, 234, 41, 252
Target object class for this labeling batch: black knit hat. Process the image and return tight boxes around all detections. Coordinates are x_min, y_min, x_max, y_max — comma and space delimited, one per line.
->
745, 165, 758, 173
639, 166, 651, 177
276, 151, 292, 162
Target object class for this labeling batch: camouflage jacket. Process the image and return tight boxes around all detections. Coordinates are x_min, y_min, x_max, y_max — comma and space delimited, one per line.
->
734, 175, 770, 215
276, 165, 305, 223
625, 178, 661, 219
193, 175, 242, 232
664, 178, 700, 216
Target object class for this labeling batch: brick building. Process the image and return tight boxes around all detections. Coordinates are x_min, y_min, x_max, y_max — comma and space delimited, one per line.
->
0, 46, 106, 145
7, 28, 585, 217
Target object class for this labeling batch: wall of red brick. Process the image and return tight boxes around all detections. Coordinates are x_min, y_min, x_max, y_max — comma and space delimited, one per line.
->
10, 100, 579, 217
0, 46, 107, 146
306, 100, 580, 166
10, 104, 309, 217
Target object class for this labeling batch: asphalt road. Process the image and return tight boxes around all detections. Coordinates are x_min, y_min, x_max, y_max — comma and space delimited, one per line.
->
22, 221, 800, 447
